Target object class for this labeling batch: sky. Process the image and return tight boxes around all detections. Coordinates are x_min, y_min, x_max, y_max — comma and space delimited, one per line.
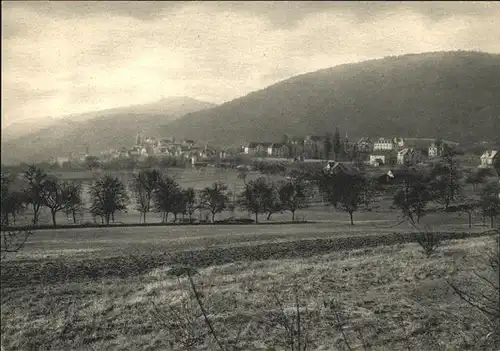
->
2, 1, 500, 129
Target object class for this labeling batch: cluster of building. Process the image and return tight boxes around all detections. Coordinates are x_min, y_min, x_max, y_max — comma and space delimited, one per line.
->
54, 134, 227, 167
242, 135, 460, 167
51, 132, 499, 174
99, 134, 223, 164
243, 135, 350, 160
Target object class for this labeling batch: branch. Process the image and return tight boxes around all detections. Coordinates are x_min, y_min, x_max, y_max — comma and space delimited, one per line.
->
271, 288, 295, 351
446, 280, 498, 319
1, 229, 33, 257
187, 273, 226, 351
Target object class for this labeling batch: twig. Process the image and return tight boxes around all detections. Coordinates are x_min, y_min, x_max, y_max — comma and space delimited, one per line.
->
330, 300, 353, 351
295, 284, 301, 351
187, 273, 226, 351
271, 289, 295, 351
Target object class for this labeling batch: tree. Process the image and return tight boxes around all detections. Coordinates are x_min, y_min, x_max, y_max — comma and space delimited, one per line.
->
132, 169, 161, 223
239, 176, 282, 220
85, 156, 101, 172
1, 229, 33, 258
317, 172, 368, 225
238, 178, 268, 223
465, 168, 491, 192
42, 178, 72, 227
447, 236, 499, 349
1, 173, 26, 226
430, 152, 462, 210
479, 181, 500, 228
348, 143, 359, 162
333, 127, 342, 160
200, 181, 230, 223
172, 189, 187, 223
393, 177, 433, 225
278, 179, 310, 221
64, 182, 83, 224
446, 201, 480, 228
153, 175, 181, 223
237, 166, 249, 185
23, 165, 48, 225
89, 175, 129, 225
324, 133, 333, 160
183, 188, 198, 223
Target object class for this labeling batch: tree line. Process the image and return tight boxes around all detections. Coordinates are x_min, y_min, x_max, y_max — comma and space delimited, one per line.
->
0, 165, 311, 226
1, 151, 500, 228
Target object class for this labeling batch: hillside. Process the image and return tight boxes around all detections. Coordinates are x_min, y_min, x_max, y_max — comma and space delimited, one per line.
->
1, 97, 215, 164
162, 51, 500, 147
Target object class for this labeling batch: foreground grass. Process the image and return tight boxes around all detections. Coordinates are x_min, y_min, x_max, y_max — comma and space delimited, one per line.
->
1, 234, 498, 350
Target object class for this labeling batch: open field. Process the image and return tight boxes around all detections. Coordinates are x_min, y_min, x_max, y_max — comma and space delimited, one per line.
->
1, 220, 499, 350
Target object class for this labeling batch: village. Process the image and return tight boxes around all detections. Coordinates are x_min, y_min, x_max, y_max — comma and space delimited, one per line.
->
48, 132, 500, 176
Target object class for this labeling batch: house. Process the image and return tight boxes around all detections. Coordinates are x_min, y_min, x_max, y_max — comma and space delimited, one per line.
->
54, 157, 70, 167
154, 146, 169, 156
304, 135, 326, 159
397, 148, 423, 166
369, 155, 387, 167
373, 138, 395, 151
479, 150, 500, 170
267, 143, 290, 158
356, 137, 374, 153
397, 138, 458, 157
324, 161, 359, 176
428, 140, 450, 158
244, 142, 272, 156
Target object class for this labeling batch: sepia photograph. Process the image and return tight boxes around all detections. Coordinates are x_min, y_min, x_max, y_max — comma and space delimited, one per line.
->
1, 1, 499, 350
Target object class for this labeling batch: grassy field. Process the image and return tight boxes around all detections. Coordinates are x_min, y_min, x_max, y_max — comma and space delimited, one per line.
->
2, 169, 499, 350
1, 220, 499, 350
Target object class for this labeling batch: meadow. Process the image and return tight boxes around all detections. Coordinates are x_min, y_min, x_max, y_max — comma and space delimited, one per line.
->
2, 168, 499, 350
1, 217, 498, 350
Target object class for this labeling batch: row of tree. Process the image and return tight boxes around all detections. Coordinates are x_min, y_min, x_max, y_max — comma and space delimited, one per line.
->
0, 166, 311, 226
2, 151, 500, 228
1, 166, 82, 227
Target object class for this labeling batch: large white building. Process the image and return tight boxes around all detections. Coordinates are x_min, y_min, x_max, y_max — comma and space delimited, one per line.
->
373, 138, 395, 151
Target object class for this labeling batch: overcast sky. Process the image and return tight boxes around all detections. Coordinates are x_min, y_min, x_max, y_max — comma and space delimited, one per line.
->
2, 1, 500, 128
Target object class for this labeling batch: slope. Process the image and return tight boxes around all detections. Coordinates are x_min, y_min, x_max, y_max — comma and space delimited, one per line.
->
162, 51, 500, 147
1, 97, 215, 164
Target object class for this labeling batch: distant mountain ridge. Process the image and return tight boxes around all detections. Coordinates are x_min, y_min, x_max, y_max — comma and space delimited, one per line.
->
1, 97, 215, 164
161, 51, 500, 147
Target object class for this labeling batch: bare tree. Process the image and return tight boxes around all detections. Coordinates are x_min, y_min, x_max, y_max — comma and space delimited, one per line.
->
200, 181, 230, 223
64, 181, 83, 224
153, 175, 181, 223
23, 165, 48, 225
392, 171, 433, 225
167, 265, 227, 351
238, 177, 273, 223
479, 182, 500, 228
132, 169, 161, 223
1, 173, 26, 226
430, 149, 462, 210
447, 235, 499, 349
172, 189, 188, 223
183, 188, 198, 223
42, 178, 72, 227
89, 175, 129, 225
465, 168, 490, 192
1, 229, 33, 258
317, 172, 370, 225
237, 166, 249, 185
447, 201, 480, 228
278, 178, 310, 221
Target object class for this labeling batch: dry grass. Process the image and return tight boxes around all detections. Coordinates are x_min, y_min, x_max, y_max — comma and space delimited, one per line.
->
1, 234, 498, 350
